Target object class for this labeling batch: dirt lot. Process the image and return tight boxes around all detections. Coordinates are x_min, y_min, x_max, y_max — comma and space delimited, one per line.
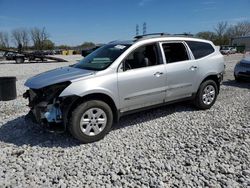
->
0, 54, 249, 187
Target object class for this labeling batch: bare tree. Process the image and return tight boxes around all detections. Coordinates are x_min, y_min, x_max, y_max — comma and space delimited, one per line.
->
227, 21, 250, 38
30, 27, 49, 50
213, 21, 230, 45
214, 21, 228, 37
0, 31, 9, 48
11, 28, 29, 49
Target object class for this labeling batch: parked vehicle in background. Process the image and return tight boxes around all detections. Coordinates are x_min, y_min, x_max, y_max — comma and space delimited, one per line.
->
234, 52, 250, 81
220, 46, 237, 55
5, 52, 17, 60
4, 51, 25, 63
24, 33, 225, 143
81, 45, 102, 57
230, 47, 237, 54
0, 48, 67, 63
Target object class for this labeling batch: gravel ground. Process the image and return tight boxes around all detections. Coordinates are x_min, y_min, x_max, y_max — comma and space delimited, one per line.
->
0, 54, 249, 187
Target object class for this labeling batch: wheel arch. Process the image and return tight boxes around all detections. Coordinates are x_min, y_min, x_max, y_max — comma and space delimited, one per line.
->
199, 74, 221, 93
64, 93, 119, 126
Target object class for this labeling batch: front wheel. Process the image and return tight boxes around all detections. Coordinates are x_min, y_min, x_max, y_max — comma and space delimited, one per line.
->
194, 80, 218, 110
69, 100, 113, 143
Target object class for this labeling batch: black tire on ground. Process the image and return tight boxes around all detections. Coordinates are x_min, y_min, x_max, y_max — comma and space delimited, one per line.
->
69, 100, 113, 143
194, 80, 218, 110
15, 57, 24, 64
234, 75, 242, 82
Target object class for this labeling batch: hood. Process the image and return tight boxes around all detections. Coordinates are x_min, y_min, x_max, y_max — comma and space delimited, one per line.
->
25, 66, 94, 89
242, 56, 250, 64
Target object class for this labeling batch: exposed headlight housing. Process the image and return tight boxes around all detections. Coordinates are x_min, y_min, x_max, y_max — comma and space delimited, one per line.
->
41, 81, 71, 101
23, 81, 71, 107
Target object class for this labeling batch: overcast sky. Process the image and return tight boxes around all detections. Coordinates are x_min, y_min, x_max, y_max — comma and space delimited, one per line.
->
0, 0, 250, 45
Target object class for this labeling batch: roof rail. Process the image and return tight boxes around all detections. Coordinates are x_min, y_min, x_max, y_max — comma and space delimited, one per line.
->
134, 33, 169, 39
134, 33, 194, 40
173, 33, 194, 37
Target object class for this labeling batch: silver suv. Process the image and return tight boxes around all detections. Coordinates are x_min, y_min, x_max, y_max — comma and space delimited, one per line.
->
24, 33, 225, 143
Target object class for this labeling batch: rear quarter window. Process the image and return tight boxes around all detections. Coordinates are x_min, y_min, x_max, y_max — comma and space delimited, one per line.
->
186, 41, 215, 59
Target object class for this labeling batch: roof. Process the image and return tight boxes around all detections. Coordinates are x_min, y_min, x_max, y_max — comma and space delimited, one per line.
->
134, 33, 194, 40
109, 33, 212, 46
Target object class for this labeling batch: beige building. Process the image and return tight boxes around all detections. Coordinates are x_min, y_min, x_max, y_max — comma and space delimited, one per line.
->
231, 36, 250, 51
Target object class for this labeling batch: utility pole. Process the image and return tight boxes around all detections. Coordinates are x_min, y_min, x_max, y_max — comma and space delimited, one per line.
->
143, 22, 147, 35
136, 24, 139, 36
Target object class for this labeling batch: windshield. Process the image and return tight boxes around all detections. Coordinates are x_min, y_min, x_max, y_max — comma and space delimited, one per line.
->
73, 44, 131, 71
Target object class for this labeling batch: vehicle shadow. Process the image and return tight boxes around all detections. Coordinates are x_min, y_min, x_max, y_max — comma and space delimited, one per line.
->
223, 79, 250, 89
0, 116, 81, 148
0, 101, 196, 148
113, 101, 195, 130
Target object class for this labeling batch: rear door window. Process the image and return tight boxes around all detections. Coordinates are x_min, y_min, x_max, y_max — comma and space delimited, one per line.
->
186, 41, 215, 59
161, 42, 189, 63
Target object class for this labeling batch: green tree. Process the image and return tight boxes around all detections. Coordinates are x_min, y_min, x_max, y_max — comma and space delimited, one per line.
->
80, 42, 95, 50
196, 31, 216, 41
43, 39, 54, 50
56, 45, 71, 50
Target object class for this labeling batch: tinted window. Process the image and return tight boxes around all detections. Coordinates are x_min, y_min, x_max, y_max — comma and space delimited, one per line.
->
123, 43, 160, 71
162, 43, 189, 63
186, 41, 215, 59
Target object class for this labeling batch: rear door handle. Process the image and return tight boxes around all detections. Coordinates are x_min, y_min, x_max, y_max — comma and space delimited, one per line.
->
154, 72, 163, 77
190, 66, 198, 71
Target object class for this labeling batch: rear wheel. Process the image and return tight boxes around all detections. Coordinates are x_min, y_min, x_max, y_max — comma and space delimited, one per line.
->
69, 100, 113, 143
195, 80, 218, 110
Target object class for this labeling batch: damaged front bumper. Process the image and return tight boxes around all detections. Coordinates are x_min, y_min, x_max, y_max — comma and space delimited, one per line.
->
23, 82, 72, 131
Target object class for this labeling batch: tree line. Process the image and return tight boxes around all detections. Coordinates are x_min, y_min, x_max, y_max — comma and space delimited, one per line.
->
1, 21, 250, 50
0, 26, 97, 51
0, 27, 54, 50
196, 21, 250, 46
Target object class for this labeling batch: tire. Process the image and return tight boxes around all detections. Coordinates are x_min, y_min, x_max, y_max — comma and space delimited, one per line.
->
234, 75, 242, 82
195, 80, 218, 110
69, 100, 113, 143
15, 57, 24, 64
